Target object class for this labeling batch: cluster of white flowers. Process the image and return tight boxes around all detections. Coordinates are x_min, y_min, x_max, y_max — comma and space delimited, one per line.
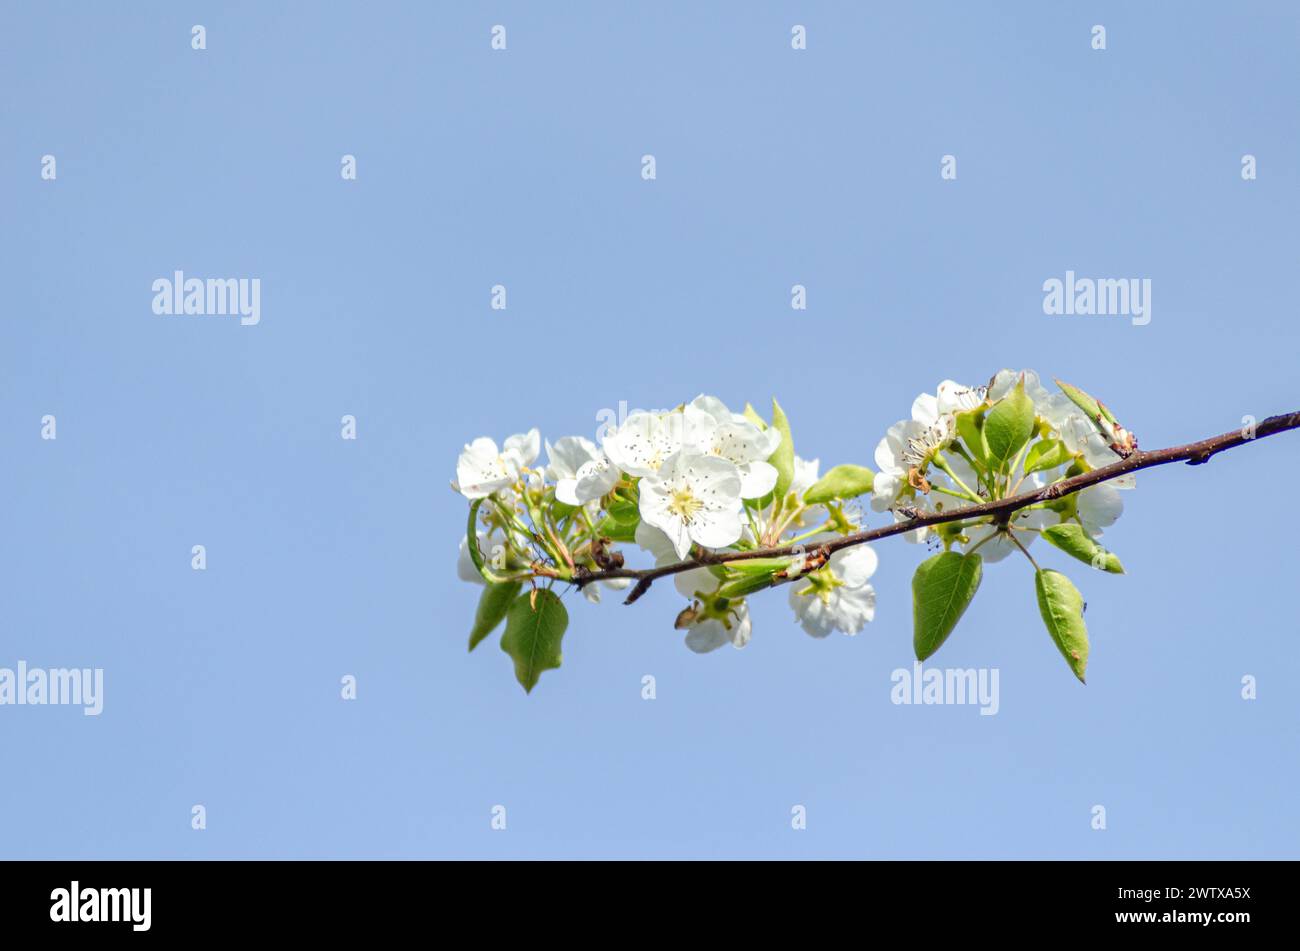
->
600, 395, 782, 557
871, 369, 1134, 562
454, 394, 879, 656
454, 373, 1146, 692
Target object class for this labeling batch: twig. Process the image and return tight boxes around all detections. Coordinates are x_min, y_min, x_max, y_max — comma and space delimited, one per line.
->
571, 410, 1300, 605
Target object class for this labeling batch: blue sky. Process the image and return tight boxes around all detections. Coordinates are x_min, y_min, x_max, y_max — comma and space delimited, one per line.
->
2, 2, 1297, 858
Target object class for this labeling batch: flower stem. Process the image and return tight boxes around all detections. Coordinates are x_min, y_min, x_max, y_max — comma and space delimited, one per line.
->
1007, 530, 1040, 571
932, 452, 982, 502
1007, 439, 1033, 487
786, 523, 833, 545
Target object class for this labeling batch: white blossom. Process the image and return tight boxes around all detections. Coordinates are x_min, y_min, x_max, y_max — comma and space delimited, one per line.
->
635, 522, 721, 599
901, 413, 956, 469
1074, 482, 1124, 536
682, 602, 752, 653
1057, 413, 1136, 490
788, 543, 879, 637
635, 522, 751, 652
937, 379, 987, 415
580, 576, 633, 604
454, 428, 540, 499
545, 436, 614, 506
790, 455, 821, 497
683, 395, 782, 499
872, 418, 924, 511
457, 531, 508, 583
601, 411, 686, 478
638, 452, 744, 559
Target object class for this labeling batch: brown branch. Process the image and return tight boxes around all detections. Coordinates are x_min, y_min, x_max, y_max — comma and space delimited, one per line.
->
572, 410, 1300, 605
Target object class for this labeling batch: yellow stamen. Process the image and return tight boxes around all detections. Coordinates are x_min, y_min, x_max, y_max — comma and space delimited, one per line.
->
667, 486, 702, 522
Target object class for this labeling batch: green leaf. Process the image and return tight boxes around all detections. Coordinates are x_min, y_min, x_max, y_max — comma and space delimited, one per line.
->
1056, 378, 1128, 453
954, 408, 990, 466
1054, 379, 1103, 421
607, 497, 637, 521
597, 496, 639, 542
469, 582, 521, 651
1055, 378, 1120, 427
717, 572, 778, 599
769, 398, 795, 499
803, 464, 875, 504
466, 499, 509, 584
721, 556, 793, 575
500, 589, 569, 693
984, 377, 1036, 470
1023, 438, 1074, 476
597, 515, 638, 543
549, 500, 577, 520
912, 552, 983, 661
742, 402, 767, 430
1034, 569, 1090, 683
1040, 523, 1124, 574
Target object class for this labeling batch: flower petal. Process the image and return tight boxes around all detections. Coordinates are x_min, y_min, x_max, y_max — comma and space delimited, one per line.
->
912, 392, 940, 427
503, 428, 540, 467
737, 460, 778, 499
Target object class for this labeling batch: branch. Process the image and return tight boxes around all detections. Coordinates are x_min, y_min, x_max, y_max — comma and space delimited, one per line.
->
574, 410, 1300, 605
